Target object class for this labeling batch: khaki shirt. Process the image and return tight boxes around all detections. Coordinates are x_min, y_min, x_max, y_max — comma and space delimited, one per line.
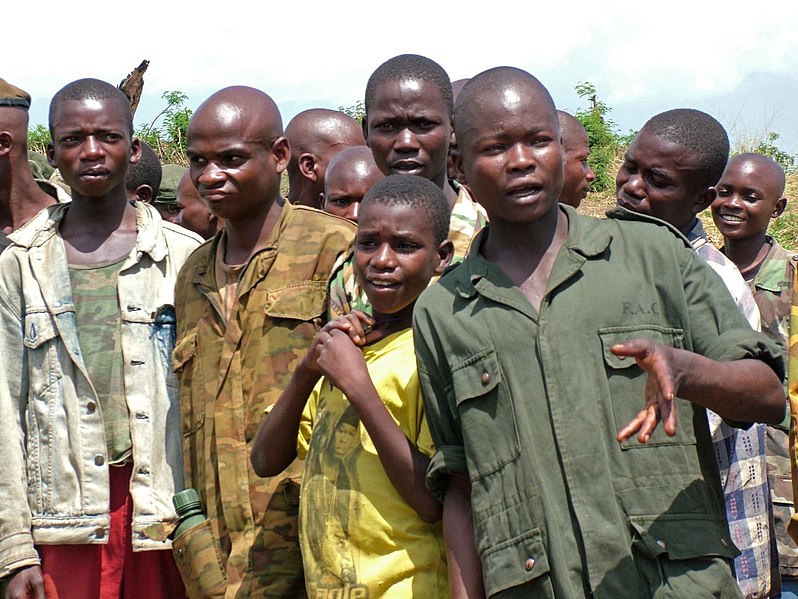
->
415, 206, 783, 598
173, 202, 355, 597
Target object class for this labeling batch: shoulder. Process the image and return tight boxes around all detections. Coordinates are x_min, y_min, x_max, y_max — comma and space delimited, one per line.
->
603, 206, 694, 250
285, 204, 357, 240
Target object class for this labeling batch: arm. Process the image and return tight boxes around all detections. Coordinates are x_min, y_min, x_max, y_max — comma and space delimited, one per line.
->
443, 474, 485, 599
250, 313, 374, 477
614, 339, 785, 443
318, 326, 442, 523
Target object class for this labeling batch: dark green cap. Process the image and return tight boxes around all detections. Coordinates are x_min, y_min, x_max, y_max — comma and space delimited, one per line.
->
0, 77, 31, 110
155, 164, 186, 205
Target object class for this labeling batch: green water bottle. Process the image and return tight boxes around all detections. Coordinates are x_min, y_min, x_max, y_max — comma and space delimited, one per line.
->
172, 488, 206, 539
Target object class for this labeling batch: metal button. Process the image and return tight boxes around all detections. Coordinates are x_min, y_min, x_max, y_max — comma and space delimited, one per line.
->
95, 527, 105, 538
94, 455, 105, 466
656, 539, 666, 549
525, 557, 535, 571
53, 300, 61, 308
481, 371, 490, 384
87, 401, 96, 413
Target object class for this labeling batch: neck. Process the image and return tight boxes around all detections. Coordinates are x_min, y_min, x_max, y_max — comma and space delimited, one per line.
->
723, 233, 771, 276
369, 309, 413, 342
483, 206, 563, 265
65, 185, 130, 228
431, 167, 458, 210
0, 165, 57, 232
223, 196, 282, 264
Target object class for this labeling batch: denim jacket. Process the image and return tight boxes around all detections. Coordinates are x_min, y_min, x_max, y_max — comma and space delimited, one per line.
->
0, 202, 201, 578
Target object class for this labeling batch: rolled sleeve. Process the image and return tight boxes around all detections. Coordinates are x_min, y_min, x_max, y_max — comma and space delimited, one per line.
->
425, 444, 468, 501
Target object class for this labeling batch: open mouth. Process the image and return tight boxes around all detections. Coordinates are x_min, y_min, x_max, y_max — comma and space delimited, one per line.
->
391, 160, 424, 175
507, 185, 542, 200
717, 213, 745, 223
366, 278, 400, 290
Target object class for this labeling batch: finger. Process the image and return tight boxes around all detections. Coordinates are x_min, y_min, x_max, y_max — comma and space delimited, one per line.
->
616, 407, 650, 442
636, 405, 660, 444
342, 313, 368, 345
351, 310, 376, 329
610, 339, 653, 360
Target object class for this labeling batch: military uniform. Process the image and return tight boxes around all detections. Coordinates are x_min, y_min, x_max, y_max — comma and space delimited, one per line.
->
173, 201, 355, 598
415, 206, 784, 598
740, 237, 798, 581
327, 181, 486, 319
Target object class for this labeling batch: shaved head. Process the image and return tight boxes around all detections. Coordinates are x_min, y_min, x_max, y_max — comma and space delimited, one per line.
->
189, 86, 283, 146
326, 145, 381, 184
454, 67, 558, 150
285, 108, 365, 206
0, 104, 30, 156
557, 111, 587, 151
725, 153, 786, 196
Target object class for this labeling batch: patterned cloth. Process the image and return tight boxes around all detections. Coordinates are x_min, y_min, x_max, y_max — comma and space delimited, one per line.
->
173, 202, 355, 598
327, 182, 487, 319
688, 218, 777, 597
742, 237, 798, 578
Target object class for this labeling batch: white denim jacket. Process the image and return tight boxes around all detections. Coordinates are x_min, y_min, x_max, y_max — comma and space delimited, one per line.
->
0, 202, 202, 578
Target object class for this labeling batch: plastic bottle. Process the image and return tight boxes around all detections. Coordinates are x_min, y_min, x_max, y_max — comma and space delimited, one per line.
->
172, 488, 206, 539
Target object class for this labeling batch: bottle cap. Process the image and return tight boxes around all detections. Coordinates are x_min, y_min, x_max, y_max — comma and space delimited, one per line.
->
173, 488, 201, 513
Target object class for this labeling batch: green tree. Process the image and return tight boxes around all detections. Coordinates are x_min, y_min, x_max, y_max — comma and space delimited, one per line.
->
339, 101, 365, 124
574, 82, 621, 193
27, 124, 51, 156
753, 132, 796, 173
136, 90, 193, 164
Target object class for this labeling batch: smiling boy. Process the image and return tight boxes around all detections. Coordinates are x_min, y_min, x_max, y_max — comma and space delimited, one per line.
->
414, 67, 785, 598
0, 78, 200, 599
712, 152, 798, 592
174, 86, 355, 597
328, 54, 486, 319
252, 174, 453, 597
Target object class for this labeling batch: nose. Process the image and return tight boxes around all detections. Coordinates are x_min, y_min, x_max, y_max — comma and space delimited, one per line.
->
394, 127, 419, 152
372, 242, 397, 270
508, 143, 534, 172
586, 164, 596, 183
80, 136, 103, 160
350, 201, 360, 223
195, 162, 225, 188
617, 169, 644, 199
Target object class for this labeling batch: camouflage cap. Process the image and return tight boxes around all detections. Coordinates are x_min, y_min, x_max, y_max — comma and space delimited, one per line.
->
156, 164, 186, 205
0, 77, 31, 109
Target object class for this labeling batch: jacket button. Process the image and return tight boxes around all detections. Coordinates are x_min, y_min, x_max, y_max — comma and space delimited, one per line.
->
87, 401, 96, 413
94, 455, 105, 466
481, 372, 490, 384
525, 557, 535, 571
95, 527, 105, 538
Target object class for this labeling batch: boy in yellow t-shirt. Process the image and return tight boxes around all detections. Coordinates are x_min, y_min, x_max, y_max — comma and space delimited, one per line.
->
252, 174, 454, 598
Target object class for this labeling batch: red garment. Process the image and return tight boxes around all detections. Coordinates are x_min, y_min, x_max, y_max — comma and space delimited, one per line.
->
38, 463, 185, 599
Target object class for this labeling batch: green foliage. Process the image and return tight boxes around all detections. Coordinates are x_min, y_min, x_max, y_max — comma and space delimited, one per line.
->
339, 100, 365, 124
574, 82, 621, 193
753, 132, 796, 174
27, 124, 51, 156
136, 90, 193, 165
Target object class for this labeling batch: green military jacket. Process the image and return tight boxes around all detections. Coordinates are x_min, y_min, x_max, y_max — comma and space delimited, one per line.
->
173, 201, 355, 598
414, 206, 783, 598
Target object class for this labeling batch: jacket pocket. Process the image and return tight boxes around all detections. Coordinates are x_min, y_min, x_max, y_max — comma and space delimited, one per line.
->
597, 326, 694, 449
23, 311, 61, 398
263, 280, 327, 322
173, 329, 203, 435
481, 527, 553, 597
452, 348, 520, 480
172, 519, 227, 599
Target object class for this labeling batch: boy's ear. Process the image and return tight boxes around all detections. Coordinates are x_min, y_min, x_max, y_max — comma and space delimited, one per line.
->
298, 153, 319, 182
0, 131, 13, 156
46, 141, 56, 168
318, 192, 326, 209
272, 136, 291, 174
773, 196, 787, 218
135, 184, 153, 203
129, 138, 142, 166
692, 186, 717, 216
362, 116, 370, 148
434, 239, 455, 275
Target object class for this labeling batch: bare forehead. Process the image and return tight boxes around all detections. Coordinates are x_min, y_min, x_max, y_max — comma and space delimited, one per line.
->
371, 78, 447, 110
52, 97, 129, 130
190, 88, 282, 141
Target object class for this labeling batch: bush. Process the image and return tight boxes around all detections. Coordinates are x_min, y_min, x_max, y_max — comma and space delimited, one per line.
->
574, 82, 622, 193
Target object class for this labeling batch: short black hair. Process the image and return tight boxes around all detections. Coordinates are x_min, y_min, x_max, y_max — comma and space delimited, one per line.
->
49, 78, 133, 136
125, 141, 162, 196
642, 109, 729, 189
362, 174, 450, 245
364, 54, 453, 118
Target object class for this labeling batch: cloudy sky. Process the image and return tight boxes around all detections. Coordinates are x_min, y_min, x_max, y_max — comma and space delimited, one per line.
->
7, 1, 798, 152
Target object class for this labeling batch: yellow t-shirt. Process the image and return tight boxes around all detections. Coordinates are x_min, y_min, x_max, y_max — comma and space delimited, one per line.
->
297, 328, 448, 598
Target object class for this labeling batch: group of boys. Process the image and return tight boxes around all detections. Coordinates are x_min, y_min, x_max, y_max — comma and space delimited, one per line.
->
0, 49, 794, 599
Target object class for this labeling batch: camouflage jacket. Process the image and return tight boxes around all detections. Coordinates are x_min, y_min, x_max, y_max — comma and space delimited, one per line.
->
327, 182, 487, 319
746, 237, 798, 576
173, 201, 355, 598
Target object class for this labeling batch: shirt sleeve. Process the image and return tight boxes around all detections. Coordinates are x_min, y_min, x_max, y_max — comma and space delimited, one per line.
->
296, 380, 321, 460
414, 302, 468, 502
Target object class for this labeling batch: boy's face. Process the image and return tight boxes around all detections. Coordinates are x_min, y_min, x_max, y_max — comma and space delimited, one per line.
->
615, 128, 708, 230
354, 201, 451, 319
458, 86, 563, 225
187, 105, 288, 223
560, 127, 595, 208
364, 79, 451, 184
711, 157, 786, 241
48, 98, 139, 199
176, 174, 218, 239
322, 160, 384, 223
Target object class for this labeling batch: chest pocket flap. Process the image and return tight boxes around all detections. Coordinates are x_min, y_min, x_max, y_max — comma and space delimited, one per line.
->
23, 311, 59, 349
263, 280, 327, 321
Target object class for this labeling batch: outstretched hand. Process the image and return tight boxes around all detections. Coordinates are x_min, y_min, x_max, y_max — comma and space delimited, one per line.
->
611, 338, 681, 444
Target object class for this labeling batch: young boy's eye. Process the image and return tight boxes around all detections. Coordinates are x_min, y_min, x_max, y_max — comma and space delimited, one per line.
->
102, 133, 123, 142
329, 197, 351, 207
188, 155, 206, 167
716, 187, 730, 197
